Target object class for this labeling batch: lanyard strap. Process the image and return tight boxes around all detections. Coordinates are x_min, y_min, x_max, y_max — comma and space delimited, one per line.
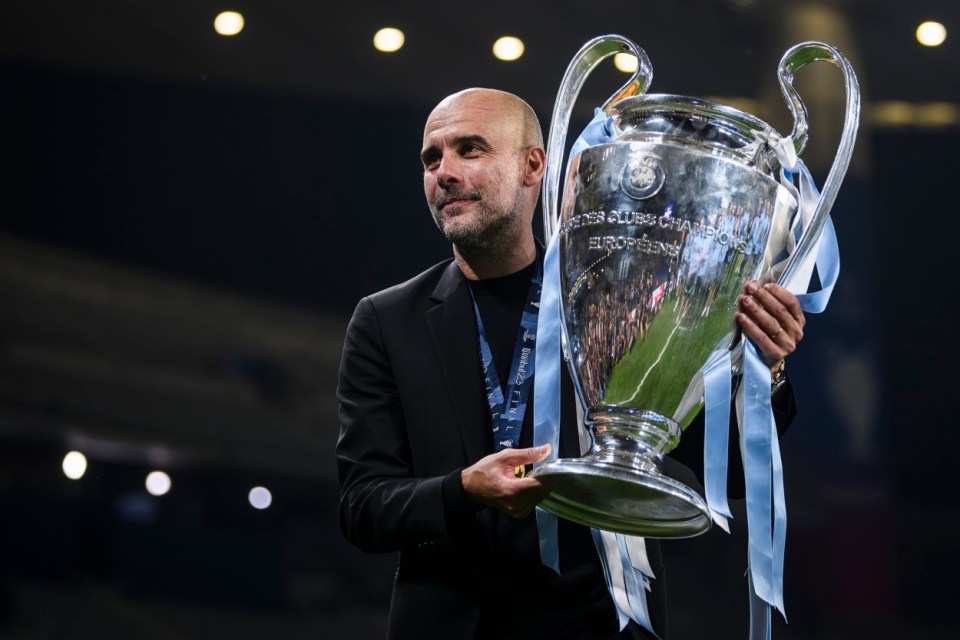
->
470, 260, 543, 451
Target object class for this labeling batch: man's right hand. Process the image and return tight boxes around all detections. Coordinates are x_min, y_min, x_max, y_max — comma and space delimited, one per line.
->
460, 444, 554, 518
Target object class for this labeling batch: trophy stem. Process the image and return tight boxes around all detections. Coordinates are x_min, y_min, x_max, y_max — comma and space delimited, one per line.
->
532, 407, 711, 538
588, 407, 681, 469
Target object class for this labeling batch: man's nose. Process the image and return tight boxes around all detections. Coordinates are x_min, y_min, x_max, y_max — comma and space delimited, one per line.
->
435, 153, 462, 188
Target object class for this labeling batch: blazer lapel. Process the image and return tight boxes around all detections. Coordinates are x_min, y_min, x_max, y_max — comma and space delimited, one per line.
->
424, 261, 491, 463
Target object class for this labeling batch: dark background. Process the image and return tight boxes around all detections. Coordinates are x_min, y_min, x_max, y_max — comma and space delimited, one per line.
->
1, 1, 958, 638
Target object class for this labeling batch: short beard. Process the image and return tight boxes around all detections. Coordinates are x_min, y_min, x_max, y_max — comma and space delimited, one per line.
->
432, 187, 525, 260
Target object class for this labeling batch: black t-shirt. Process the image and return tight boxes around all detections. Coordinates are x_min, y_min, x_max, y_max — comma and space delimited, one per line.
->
467, 261, 642, 640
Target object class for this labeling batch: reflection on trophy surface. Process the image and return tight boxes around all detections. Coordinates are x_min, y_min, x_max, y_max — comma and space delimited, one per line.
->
532, 34, 859, 538
564, 144, 777, 415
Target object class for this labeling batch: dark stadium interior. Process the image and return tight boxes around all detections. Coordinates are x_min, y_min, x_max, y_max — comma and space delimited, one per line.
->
1, 1, 958, 638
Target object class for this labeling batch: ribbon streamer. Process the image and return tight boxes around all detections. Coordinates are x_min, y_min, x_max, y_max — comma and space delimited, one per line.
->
591, 529, 659, 636
531, 112, 845, 637
533, 108, 658, 628
735, 136, 841, 634
533, 221, 562, 574
702, 349, 733, 531
533, 107, 618, 572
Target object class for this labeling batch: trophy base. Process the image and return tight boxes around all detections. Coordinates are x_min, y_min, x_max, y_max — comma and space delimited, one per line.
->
532, 458, 712, 538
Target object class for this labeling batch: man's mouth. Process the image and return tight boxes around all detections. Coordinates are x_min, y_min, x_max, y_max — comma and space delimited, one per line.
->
436, 192, 480, 212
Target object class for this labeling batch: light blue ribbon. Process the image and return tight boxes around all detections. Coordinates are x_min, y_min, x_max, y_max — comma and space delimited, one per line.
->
748, 561, 773, 640
589, 529, 659, 637
533, 227, 562, 574
591, 528, 630, 630
533, 109, 613, 450
616, 533, 656, 636
737, 156, 840, 630
537, 104, 841, 635
790, 160, 840, 313
533, 107, 658, 630
795, 214, 838, 312
568, 108, 617, 159
533, 107, 617, 574
695, 154, 839, 635
703, 349, 733, 523
536, 107, 841, 636
742, 338, 784, 614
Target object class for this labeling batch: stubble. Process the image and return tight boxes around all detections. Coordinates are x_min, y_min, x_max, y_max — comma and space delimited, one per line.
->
431, 180, 526, 261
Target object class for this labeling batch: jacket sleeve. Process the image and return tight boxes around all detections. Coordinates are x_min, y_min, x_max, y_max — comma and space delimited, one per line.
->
336, 296, 480, 553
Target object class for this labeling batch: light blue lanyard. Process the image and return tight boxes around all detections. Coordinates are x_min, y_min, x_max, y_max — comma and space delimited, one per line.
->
470, 260, 543, 451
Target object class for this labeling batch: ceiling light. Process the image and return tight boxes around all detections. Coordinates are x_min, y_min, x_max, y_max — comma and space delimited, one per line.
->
249, 486, 272, 510
871, 101, 960, 128
614, 53, 638, 73
916, 102, 959, 126
62, 451, 87, 480
145, 471, 172, 496
214, 11, 245, 37
916, 21, 947, 47
493, 36, 525, 61
872, 101, 915, 126
374, 27, 405, 52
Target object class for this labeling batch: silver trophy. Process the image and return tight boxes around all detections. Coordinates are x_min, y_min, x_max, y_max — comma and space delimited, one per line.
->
531, 35, 859, 537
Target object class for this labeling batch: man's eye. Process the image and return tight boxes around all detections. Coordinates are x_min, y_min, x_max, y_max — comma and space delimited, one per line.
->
462, 144, 480, 155
422, 154, 440, 169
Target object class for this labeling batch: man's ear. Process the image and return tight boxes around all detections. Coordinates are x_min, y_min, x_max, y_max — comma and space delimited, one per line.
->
523, 146, 547, 187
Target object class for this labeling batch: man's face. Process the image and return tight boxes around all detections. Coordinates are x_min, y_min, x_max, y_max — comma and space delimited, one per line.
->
421, 93, 528, 251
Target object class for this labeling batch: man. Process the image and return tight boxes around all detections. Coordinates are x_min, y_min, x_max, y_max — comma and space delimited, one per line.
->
337, 88, 803, 639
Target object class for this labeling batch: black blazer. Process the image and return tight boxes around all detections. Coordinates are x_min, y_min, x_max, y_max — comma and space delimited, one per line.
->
336, 258, 796, 638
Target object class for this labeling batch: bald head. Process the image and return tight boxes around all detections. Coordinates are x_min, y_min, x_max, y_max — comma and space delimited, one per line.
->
427, 88, 543, 151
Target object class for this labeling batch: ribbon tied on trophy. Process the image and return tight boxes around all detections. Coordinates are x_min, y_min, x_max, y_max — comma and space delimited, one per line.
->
532, 35, 860, 638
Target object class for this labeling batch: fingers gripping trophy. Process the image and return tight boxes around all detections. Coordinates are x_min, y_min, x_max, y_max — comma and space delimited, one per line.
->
531, 35, 860, 541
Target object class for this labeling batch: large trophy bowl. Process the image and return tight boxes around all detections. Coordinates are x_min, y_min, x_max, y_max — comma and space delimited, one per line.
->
531, 35, 859, 537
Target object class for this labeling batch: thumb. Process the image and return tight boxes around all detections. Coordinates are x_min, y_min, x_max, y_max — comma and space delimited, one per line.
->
499, 444, 551, 465
524, 443, 551, 463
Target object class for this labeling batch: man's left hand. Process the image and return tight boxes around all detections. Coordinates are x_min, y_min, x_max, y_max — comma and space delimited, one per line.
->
736, 280, 805, 375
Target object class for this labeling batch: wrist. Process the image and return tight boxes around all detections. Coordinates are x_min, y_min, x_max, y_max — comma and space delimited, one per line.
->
459, 467, 471, 497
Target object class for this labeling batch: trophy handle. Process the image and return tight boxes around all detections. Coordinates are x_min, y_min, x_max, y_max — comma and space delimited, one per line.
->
775, 41, 861, 286
542, 35, 653, 239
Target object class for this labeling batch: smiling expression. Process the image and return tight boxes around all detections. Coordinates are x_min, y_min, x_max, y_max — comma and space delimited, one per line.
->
421, 90, 534, 252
